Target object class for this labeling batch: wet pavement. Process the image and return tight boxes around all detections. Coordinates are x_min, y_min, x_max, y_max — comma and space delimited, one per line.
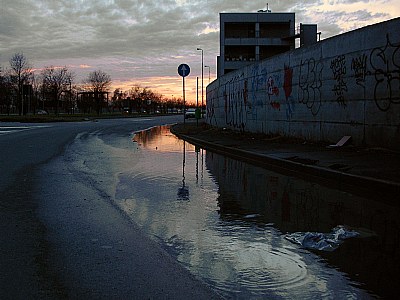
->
119, 124, 399, 299
2, 117, 399, 299
1, 116, 221, 300
171, 121, 400, 202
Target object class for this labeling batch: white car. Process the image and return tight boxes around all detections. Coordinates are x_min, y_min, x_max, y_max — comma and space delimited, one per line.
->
36, 109, 48, 115
185, 108, 196, 119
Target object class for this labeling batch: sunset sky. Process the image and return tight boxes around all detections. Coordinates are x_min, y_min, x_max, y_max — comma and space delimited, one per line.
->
1, 0, 399, 103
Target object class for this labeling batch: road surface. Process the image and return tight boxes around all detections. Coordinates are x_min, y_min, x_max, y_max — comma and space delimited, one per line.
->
0, 116, 220, 299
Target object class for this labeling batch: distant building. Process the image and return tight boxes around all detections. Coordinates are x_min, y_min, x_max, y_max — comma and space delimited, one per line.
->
217, 11, 317, 77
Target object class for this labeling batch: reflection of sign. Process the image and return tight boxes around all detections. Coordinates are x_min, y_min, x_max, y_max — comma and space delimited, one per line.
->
178, 64, 190, 77
177, 185, 189, 201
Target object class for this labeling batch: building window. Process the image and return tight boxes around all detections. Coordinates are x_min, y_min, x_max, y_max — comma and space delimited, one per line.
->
259, 22, 291, 38
225, 45, 256, 61
225, 23, 256, 38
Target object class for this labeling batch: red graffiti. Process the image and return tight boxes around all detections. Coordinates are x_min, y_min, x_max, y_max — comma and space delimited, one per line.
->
283, 65, 293, 99
267, 76, 279, 97
270, 101, 281, 110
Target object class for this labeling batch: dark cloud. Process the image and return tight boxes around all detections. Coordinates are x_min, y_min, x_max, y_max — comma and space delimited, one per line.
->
0, 0, 396, 86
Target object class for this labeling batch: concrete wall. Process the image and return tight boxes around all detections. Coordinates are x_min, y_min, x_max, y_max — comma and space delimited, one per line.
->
206, 17, 400, 150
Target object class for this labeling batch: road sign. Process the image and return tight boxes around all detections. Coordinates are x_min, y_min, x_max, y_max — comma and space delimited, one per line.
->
178, 64, 190, 124
178, 64, 190, 77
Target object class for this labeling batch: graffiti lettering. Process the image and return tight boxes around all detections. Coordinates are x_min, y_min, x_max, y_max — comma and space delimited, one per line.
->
267, 76, 279, 99
298, 58, 323, 116
351, 54, 368, 87
370, 34, 400, 111
267, 75, 281, 111
223, 73, 248, 130
206, 88, 217, 125
243, 80, 248, 106
250, 64, 268, 106
330, 55, 348, 107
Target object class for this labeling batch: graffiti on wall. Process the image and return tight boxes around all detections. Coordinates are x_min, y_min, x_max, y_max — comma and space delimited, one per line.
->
250, 64, 268, 106
223, 72, 249, 130
330, 55, 348, 107
267, 75, 281, 110
351, 54, 368, 88
284, 64, 295, 120
370, 34, 400, 111
206, 88, 217, 125
298, 58, 323, 116
206, 19, 400, 149
267, 76, 279, 98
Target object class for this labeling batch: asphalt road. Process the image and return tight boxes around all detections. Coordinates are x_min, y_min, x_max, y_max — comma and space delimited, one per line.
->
0, 116, 220, 299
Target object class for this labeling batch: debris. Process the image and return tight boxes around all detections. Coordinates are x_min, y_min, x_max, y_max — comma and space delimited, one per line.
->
243, 214, 261, 219
328, 136, 352, 148
285, 226, 359, 251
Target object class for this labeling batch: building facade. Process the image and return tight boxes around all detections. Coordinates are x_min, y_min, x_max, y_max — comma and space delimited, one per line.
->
218, 12, 296, 77
207, 17, 400, 150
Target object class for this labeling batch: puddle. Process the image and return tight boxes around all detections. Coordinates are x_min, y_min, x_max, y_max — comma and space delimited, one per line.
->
112, 125, 399, 299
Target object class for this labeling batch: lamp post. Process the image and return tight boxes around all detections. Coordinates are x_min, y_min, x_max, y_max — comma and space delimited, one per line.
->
204, 65, 211, 83
196, 48, 204, 116
196, 76, 199, 127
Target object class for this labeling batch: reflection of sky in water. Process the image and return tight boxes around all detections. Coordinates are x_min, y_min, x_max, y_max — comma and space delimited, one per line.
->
114, 126, 379, 299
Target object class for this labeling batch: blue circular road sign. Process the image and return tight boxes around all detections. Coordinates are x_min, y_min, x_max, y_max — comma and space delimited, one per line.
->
178, 64, 190, 77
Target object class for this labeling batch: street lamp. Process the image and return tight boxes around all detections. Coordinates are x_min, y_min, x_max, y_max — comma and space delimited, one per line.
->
197, 48, 204, 115
204, 65, 211, 83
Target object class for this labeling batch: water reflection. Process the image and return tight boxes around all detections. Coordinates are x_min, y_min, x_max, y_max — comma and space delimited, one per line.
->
117, 125, 399, 299
207, 149, 399, 299
133, 125, 188, 153
177, 142, 189, 201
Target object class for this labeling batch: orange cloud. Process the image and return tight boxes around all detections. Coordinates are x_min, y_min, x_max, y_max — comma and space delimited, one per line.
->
79, 64, 91, 69
111, 75, 211, 105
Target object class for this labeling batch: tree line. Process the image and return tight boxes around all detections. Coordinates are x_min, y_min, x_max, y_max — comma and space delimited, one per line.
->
110, 86, 185, 115
0, 52, 184, 116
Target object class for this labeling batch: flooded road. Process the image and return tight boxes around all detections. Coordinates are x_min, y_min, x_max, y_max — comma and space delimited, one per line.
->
111, 125, 400, 299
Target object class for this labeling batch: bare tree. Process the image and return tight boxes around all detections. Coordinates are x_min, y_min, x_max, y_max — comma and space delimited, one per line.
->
9, 52, 32, 115
0, 67, 11, 114
41, 66, 74, 115
86, 70, 111, 92
85, 70, 111, 114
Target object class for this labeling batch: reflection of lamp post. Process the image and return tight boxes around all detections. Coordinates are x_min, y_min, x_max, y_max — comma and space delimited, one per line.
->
195, 146, 200, 183
204, 65, 211, 83
177, 141, 189, 201
196, 48, 204, 115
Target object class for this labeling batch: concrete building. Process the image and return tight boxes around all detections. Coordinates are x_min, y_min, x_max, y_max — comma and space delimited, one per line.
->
207, 17, 400, 150
217, 11, 318, 78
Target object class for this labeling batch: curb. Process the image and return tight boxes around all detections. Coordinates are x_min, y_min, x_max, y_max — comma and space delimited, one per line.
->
171, 128, 400, 202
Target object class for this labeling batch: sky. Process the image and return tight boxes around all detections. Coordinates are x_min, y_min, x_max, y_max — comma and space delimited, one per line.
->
1, 0, 399, 103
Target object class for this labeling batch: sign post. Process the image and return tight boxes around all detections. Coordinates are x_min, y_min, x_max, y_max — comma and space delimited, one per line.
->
178, 64, 190, 124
